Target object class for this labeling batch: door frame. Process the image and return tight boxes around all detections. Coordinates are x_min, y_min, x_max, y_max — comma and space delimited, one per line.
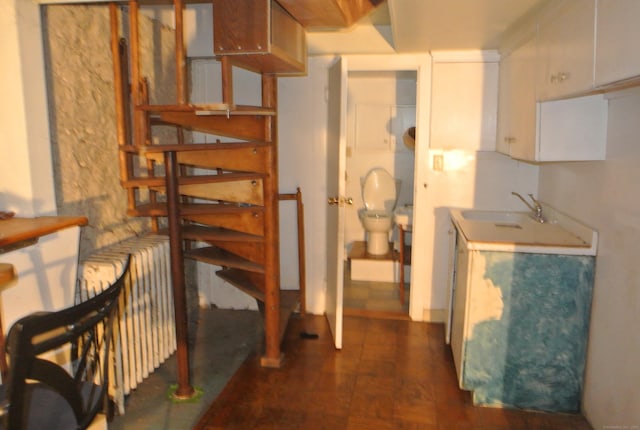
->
336, 54, 432, 323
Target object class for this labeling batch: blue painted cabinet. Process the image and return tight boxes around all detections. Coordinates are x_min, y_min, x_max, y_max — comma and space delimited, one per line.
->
449, 231, 595, 412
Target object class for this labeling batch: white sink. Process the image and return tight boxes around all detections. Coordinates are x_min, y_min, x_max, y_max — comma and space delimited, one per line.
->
460, 210, 530, 225
394, 205, 413, 229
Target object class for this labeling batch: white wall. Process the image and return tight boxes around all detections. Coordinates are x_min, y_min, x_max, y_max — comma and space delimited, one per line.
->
0, 1, 83, 340
538, 87, 640, 429
423, 56, 539, 316
0, 0, 56, 216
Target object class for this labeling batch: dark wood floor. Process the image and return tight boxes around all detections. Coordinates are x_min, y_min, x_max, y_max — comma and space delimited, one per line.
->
194, 314, 593, 429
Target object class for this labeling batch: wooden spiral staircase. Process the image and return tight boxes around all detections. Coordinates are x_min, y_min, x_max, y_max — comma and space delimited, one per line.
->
108, 0, 382, 398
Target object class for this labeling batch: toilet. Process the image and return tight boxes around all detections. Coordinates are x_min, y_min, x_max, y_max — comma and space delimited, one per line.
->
359, 167, 400, 255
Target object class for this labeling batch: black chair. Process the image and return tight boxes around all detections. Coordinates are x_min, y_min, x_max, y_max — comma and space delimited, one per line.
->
0, 255, 130, 430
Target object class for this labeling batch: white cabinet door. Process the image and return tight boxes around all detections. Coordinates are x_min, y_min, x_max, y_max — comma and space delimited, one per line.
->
499, 37, 537, 161
537, 0, 596, 101
595, 0, 640, 86
450, 235, 470, 386
497, 36, 606, 162
496, 58, 511, 156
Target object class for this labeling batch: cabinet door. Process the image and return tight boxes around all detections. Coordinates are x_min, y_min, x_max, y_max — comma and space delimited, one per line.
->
537, 0, 595, 101
505, 37, 537, 161
595, 0, 640, 86
450, 237, 470, 386
496, 58, 511, 155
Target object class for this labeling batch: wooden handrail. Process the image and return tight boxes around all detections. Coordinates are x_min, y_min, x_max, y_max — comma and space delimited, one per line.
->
279, 188, 306, 315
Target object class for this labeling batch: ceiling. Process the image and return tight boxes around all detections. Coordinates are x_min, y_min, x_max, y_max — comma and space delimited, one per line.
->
307, 0, 547, 55
38, 0, 547, 56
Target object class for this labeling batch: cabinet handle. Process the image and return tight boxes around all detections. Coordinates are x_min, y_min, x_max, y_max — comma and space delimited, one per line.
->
504, 137, 517, 144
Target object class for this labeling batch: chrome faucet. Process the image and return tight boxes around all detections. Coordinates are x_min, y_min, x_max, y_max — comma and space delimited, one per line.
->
511, 192, 546, 223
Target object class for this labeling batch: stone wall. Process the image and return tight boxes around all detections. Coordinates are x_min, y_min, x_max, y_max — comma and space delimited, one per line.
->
43, 4, 178, 260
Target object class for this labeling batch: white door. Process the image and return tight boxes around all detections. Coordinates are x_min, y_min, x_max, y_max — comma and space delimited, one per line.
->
325, 57, 348, 349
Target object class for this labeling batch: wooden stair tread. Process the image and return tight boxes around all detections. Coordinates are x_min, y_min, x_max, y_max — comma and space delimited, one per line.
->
136, 103, 276, 116
178, 225, 264, 243
129, 202, 263, 217
158, 111, 270, 141
216, 268, 300, 342
186, 247, 265, 274
119, 141, 270, 154
122, 142, 270, 154
122, 172, 265, 189
216, 268, 265, 301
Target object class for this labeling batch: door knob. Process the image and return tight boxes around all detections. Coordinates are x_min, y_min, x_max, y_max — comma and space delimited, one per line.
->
327, 196, 353, 206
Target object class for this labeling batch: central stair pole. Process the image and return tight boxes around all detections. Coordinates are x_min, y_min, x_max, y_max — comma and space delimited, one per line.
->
165, 150, 195, 398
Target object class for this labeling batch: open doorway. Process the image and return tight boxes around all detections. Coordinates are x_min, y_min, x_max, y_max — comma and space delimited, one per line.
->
343, 70, 417, 319
325, 54, 430, 349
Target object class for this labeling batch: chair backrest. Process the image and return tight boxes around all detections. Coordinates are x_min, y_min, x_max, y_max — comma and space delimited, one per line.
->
1, 255, 131, 430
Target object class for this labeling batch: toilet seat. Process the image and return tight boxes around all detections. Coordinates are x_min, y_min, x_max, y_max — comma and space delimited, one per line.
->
365, 210, 390, 219
362, 168, 397, 213
359, 168, 400, 255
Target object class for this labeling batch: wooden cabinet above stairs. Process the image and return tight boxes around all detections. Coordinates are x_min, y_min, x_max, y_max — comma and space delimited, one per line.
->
109, 0, 312, 399
213, 0, 307, 75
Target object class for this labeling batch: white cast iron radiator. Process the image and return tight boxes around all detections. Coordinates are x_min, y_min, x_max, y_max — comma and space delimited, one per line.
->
76, 234, 176, 415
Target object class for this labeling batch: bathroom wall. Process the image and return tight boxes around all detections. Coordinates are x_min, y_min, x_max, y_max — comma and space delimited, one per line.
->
537, 87, 640, 429
344, 71, 417, 249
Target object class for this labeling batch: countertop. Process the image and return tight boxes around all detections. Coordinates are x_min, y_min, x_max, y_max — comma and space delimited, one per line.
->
449, 206, 597, 256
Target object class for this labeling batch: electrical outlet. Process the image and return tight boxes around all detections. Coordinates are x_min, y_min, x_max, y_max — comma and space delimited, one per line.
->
433, 154, 444, 171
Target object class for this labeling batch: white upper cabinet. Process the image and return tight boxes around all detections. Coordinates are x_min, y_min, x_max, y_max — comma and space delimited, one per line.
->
594, 0, 640, 87
496, 0, 610, 162
497, 37, 537, 160
536, 0, 596, 101
497, 37, 608, 162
